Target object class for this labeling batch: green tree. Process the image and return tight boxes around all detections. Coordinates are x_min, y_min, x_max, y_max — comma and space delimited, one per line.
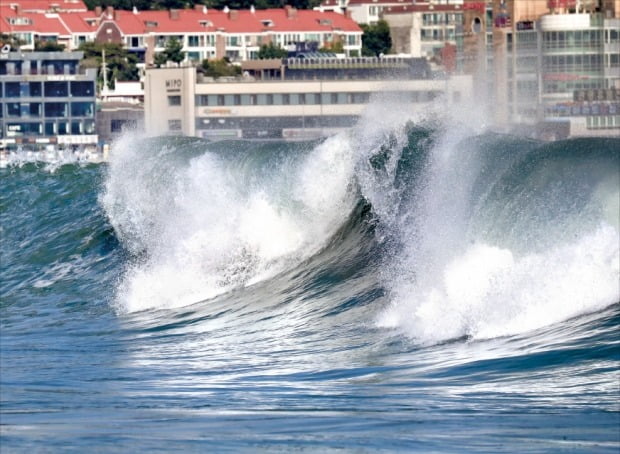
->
361, 20, 392, 57
154, 36, 185, 67
200, 58, 241, 78
35, 39, 66, 51
257, 42, 288, 59
78, 41, 139, 89
0, 33, 24, 50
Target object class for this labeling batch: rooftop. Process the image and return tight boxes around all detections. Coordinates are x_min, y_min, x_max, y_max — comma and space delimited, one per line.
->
0, 4, 362, 37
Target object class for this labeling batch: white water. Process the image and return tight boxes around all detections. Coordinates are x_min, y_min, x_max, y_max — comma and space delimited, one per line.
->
102, 133, 358, 313
103, 100, 619, 343
378, 224, 619, 342
0, 149, 103, 172
373, 113, 620, 343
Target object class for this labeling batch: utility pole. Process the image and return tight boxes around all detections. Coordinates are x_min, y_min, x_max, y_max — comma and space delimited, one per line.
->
101, 47, 108, 100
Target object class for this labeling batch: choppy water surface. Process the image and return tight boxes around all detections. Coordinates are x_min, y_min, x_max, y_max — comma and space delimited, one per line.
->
1, 105, 619, 452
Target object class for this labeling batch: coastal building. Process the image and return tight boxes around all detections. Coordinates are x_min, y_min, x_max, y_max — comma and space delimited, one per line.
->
0, 0, 89, 13
381, 3, 465, 61
0, 4, 363, 62
490, 0, 620, 136
537, 11, 619, 135
96, 101, 144, 144
0, 51, 98, 151
144, 57, 472, 140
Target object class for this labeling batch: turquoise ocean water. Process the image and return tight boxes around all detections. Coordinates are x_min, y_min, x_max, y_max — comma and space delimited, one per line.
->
1, 110, 619, 452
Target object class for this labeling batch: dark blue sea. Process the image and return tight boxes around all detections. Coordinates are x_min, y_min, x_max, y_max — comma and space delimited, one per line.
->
1, 109, 619, 452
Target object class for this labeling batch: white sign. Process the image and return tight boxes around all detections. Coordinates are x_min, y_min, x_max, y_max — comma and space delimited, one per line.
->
57, 134, 98, 144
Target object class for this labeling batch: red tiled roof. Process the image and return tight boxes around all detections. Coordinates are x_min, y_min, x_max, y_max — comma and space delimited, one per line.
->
58, 11, 97, 33
107, 7, 361, 35
0, 6, 362, 38
347, 0, 411, 5
382, 3, 465, 13
0, 0, 87, 12
0, 6, 72, 35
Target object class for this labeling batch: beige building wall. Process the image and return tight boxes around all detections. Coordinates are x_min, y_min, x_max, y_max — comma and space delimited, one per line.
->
511, 0, 549, 22
144, 66, 473, 138
144, 66, 196, 137
383, 12, 423, 57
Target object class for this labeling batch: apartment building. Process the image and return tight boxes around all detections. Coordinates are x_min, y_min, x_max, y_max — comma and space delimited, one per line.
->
0, 3, 363, 62
0, 51, 98, 151
382, 3, 465, 60
491, 0, 620, 135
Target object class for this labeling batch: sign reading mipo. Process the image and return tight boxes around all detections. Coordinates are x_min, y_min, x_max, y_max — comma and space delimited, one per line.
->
166, 79, 182, 91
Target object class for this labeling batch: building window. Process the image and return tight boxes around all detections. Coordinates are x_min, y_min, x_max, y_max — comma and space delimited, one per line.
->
44, 102, 68, 117
29, 103, 42, 117
6, 122, 43, 136
71, 120, 82, 134
71, 81, 94, 97
168, 95, 181, 106
44, 81, 69, 97
111, 119, 123, 133
71, 102, 94, 117
168, 119, 182, 131
5, 82, 20, 97
45, 122, 56, 135
29, 82, 42, 97
7, 103, 21, 117
196, 95, 209, 106
110, 119, 136, 133
58, 121, 69, 134
84, 120, 95, 134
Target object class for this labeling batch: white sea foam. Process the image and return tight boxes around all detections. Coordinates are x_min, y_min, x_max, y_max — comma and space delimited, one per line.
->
103, 133, 357, 313
0, 148, 103, 172
371, 105, 620, 343
378, 223, 619, 342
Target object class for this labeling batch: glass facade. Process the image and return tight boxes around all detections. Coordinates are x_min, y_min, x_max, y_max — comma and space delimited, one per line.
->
0, 52, 97, 147
539, 18, 609, 120
71, 81, 95, 97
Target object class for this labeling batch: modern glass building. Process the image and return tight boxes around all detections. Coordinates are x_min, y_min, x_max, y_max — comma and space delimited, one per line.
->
0, 51, 98, 151
493, 9, 619, 137
538, 13, 619, 133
